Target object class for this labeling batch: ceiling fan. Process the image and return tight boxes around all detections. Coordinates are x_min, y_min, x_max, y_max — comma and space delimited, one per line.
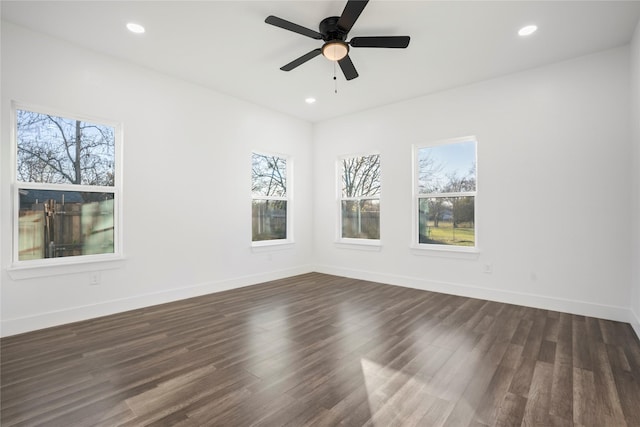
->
265, 0, 410, 81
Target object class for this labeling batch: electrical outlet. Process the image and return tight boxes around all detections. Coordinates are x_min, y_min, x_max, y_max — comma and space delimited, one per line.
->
90, 273, 101, 285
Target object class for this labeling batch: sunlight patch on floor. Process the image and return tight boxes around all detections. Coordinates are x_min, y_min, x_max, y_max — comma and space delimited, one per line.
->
360, 357, 436, 425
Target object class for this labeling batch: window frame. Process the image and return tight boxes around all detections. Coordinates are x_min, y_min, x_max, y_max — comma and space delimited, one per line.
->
412, 136, 478, 253
10, 102, 124, 271
250, 150, 293, 247
336, 152, 382, 247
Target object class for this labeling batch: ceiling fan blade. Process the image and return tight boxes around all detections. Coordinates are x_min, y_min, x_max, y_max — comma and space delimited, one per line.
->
280, 48, 323, 71
338, 55, 359, 80
265, 15, 323, 40
337, 0, 369, 33
350, 36, 410, 48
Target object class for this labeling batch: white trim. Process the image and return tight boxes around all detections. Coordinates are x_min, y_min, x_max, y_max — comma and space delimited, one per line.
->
314, 264, 633, 325
631, 307, 640, 341
252, 196, 288, 201
419, 191, 476, 199
11, 101, 121, 130
416, 135, 477, 149
335, 240, 382, 251
251, 148, 290, 161
1, 265, 314, 337
10, 102, 124, 267
8, 255, 126, 280
4, 264, 638, 340
412, 136, 478, 251
410, 246, 479, 259
336, 150, 381, 161
337, 153, 381, 242
250, 151, 293, 245
251, 240, 294, 250
340, 196, 380, 202
14, 181, 116, 193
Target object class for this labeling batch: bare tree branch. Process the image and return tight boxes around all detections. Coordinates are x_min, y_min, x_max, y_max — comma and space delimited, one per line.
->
17, 110, 115, 186
342, 155, 380, 198
252, 154, 286, 197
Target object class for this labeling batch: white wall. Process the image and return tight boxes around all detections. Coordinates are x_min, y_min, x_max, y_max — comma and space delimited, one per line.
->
3, 20, 638, 338
631, 20, 640, 338
0, 22, 314, 336
314, 47, 633, 322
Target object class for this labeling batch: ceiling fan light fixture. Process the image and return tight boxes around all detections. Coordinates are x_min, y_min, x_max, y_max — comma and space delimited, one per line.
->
322, 41, 349, 61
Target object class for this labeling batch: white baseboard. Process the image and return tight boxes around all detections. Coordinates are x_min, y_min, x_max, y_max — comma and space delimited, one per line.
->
314, 265, 635, 327
4, 265, 639, 342
1, 265, 314, 337
631, 308, 640, 341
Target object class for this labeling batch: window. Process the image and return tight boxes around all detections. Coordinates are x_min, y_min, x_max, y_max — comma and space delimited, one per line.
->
251, 152, 290, 244
414, 137, 477, 249
13, 105, 121, 264
339, 154, 381, 241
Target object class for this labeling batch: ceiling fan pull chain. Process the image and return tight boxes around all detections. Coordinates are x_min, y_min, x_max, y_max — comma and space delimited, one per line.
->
334, 62, 338, 94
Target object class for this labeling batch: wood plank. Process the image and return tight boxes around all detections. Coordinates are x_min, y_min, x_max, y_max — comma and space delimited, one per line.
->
549, 312, 574, 422
590, 342, 627, 426
521, 361, 554, 426
1, 272, 639, 426
494, 392, 527, 427
573, 367, 596, 426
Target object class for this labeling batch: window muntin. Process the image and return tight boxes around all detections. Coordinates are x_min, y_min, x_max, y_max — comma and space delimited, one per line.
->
13, 106, 120, 264
251, 152, 289, 243
340, 154, 380, 241
415, 138, 476, 248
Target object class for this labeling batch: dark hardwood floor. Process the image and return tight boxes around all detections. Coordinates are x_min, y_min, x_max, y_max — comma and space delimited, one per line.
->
2, 272, 640, 426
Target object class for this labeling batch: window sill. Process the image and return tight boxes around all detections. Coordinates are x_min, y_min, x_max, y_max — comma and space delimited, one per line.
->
7, 255, 126, 280
335, 239, 382, 252
410, 245, 480, 259
251, 240, 294, 252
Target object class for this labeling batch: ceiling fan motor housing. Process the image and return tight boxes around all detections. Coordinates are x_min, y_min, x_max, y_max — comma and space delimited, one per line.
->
320, 16, 348, 41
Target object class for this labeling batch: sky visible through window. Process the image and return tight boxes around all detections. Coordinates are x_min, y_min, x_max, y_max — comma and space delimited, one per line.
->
418, 139, 476, 195
419, 140, 475, 178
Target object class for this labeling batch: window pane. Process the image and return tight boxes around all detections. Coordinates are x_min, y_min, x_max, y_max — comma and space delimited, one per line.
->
18, 189, 115, 260
251, 153, 286, 197
417, 141, 476, 194
342, 200, 380, 239
341, 154, 380, 197
418, 197, 475, 246
252, 200, 287, 241
16, 109, 115, 186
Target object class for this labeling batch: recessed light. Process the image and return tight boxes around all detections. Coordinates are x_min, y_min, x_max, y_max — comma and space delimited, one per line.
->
518, 25, 537, 37
305, 97, 316, 104
126, 22, 145, 34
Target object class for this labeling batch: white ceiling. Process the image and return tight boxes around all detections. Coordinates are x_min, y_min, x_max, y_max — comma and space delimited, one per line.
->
2, 1, 640, 123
